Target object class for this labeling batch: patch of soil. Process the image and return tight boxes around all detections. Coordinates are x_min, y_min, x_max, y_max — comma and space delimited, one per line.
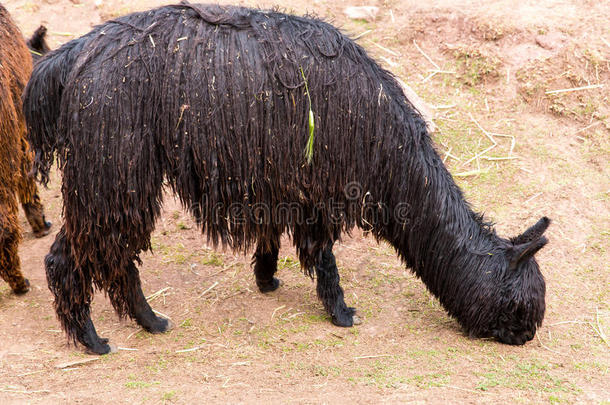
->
516, 43, 609, 125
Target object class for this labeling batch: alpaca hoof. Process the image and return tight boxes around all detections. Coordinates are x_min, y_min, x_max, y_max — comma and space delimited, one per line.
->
257, 277, 281, 293
79, 319, 113, 354
34, 221, 52, 238
85, 340, 113, 355
13, 279, 30, 295
165, 319, 175, 331
331, 307, 358, 327
142, 316, 172, 334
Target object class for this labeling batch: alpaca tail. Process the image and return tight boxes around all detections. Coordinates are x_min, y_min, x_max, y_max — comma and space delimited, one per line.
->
26, 25, 50, 60
23, 37, 86, 185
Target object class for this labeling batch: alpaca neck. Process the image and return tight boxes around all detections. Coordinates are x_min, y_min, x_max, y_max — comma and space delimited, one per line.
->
378, 130, 497, 306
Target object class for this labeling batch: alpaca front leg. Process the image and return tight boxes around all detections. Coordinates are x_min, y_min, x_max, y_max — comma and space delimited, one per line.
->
79, 319, 112, 354
253, 241, 281, 292
45, 228, 111, 354
315, 244, 360, 327
107, 261, 172, 334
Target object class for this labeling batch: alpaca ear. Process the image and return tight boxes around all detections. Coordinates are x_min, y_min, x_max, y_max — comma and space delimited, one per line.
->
513, 217, 551, 245
509, 236, 548, 270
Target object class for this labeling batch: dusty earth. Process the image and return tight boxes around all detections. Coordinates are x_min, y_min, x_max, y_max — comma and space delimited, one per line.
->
1, 0, 608, 403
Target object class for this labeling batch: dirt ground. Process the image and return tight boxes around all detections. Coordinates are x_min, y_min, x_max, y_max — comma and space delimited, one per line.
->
1, 0, 608, 403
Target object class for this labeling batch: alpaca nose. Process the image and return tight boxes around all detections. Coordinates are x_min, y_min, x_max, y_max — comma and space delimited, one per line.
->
515, 330, 535, 345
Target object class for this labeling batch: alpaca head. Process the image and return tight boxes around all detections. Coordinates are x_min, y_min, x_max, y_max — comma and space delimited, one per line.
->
486, 217, 550, 345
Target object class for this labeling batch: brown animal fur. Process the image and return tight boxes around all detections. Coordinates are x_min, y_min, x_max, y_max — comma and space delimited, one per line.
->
0, 5, 50, 293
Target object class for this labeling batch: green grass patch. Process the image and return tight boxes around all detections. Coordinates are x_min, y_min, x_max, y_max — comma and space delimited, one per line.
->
125, 381, 161, 389
452, 46, 501, 86
475, 360, 580, 394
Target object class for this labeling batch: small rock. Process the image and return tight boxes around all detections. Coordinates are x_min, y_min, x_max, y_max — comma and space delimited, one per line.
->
344, 6, 380, 22
535, 32, 567, 51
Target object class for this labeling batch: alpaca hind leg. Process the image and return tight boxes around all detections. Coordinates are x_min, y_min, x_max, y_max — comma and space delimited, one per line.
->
17, 139, 51, 237
0, 211, 29, 294
19, 191, 52, 237
45, 227, 111, 354
106, 260, 172, 334
315, 243, 359, 327
253, 240, 280, 293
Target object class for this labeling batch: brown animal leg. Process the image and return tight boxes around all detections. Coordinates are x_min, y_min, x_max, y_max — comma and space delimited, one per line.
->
17, 138, 52, 237
20, 192, 52, 237
0, 199, 29, 294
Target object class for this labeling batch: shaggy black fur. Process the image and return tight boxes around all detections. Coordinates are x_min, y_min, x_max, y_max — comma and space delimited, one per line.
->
24, 2, 549, 354
253, 241, 281, 293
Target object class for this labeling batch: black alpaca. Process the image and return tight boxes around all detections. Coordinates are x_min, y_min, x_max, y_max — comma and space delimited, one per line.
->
24, 2, 549, 354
